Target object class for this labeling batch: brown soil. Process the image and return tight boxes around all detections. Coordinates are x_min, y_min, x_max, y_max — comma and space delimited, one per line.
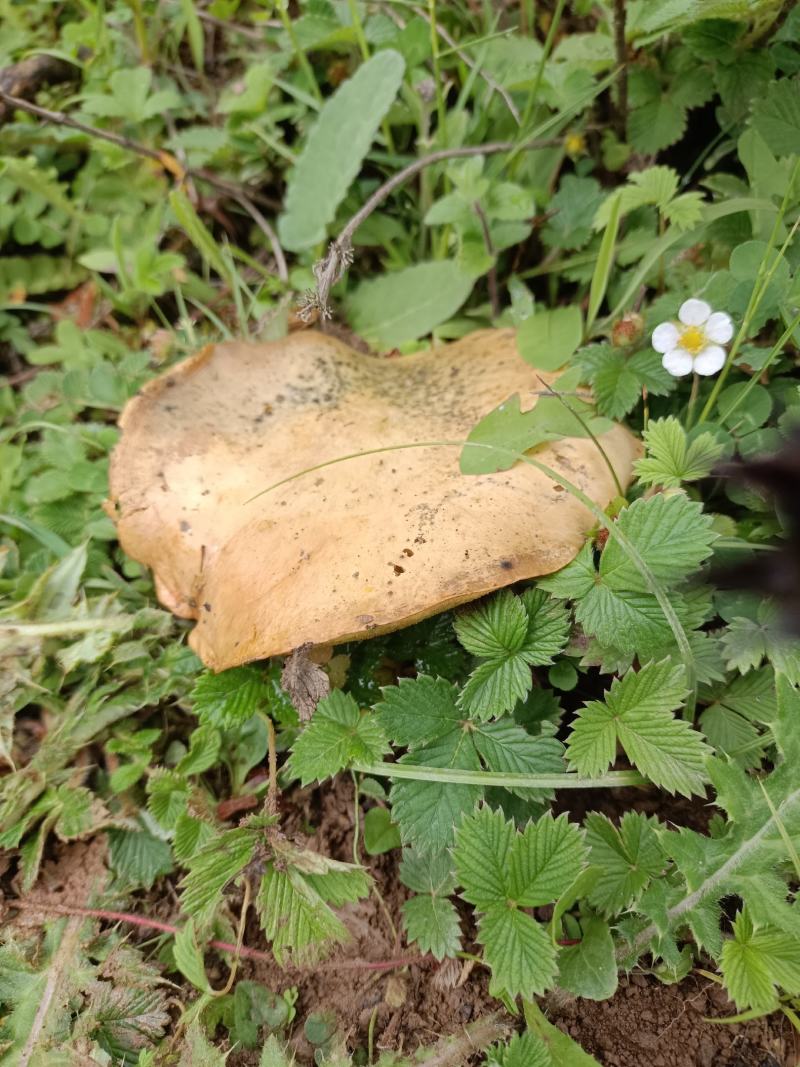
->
5, 780, 797, 1066
548, 974, 797, 1067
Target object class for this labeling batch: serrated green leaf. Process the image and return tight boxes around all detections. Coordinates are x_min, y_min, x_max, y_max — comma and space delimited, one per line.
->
500, 1032, 551, 1067
260, 1036, 295, 1067
173, 918, 211, 993
375, 675, 461, 747
519, 589, 571, 664
628, 96, 686, 154
455, 590, 528, 658
752, 77, 800, 157
347, 261, 475, 348
256, 865, 350, 965
191, 666, 268, 729
288, 690, 388, 785
391, 731, 482, 852
180, 826, 258, 928
635, 417, 725, 488
399, 849, 457, 896
401, 894, 461, 960
108, 826, 174, 890
721, 909, 800, 1012
479, 903, 557, 998
585, 811, 664, 915
278, 50, 405, 250
453, 805, 514, 909
472, 719, 565, 793
459, 655, 533, 721
509, 813, 587, 906
568, 661, 710, 796
176, 724, 221, 776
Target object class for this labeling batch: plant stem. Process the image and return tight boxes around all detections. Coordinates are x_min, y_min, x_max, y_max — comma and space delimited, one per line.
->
428, 0, 448, 134
352, 762, 648, 789
8, 899, 427, 972
698, 162, 800, 423
520, 0, 567, 131
277, 0, 322, 103
613, 0, 628, 138
126, 0, 151, 64
685, 372, 700, 430
266, 717, 278, 816
473, 201, 500, 318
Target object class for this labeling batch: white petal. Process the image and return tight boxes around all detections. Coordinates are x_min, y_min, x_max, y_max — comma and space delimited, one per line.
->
693, 345, 726, 376
662, 348, 694, 377
678, 298, 711, 326
651, 322, 680, 353
705, 311, 734, 344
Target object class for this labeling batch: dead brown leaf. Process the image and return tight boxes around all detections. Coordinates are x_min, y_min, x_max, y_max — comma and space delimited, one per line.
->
281, 642, 331, 721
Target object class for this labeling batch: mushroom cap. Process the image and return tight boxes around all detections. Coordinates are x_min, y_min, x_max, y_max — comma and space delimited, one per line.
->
108, 328, 640, 670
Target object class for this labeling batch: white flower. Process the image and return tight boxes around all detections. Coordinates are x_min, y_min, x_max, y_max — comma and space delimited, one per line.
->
651, 299, 733, 377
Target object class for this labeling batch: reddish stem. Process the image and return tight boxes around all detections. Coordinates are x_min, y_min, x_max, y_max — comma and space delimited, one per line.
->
9, 899, 428, 972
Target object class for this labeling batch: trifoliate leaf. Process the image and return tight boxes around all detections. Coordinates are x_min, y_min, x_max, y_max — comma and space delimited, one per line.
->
456, 589, 569, 720
721, 909, 800, 1012
454, 808, 585, 997
575, 346, 673, 420
635, 417, 725, 488
721, 602, 800, 684
557, 915, 618, 1000
568, 661, 710, 796
287, 690, 388, 785
585, 811, 665, 915
541, 494, 717, 659
191, 666, 268, 729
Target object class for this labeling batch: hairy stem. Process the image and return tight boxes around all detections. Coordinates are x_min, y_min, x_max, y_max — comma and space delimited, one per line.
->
353, 762, 648, 789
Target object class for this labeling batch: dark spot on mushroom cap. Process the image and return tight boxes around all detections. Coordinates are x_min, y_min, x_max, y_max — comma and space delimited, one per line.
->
392, 564, 405, 576
499, 560, 513, 570
203, 602, 212, 612
180, 520, 191, 532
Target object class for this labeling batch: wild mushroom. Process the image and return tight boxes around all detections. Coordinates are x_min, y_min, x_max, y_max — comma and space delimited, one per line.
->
108, 328, 639, 670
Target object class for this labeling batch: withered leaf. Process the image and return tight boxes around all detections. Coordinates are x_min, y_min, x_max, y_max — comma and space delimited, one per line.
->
281, 643, 331, 721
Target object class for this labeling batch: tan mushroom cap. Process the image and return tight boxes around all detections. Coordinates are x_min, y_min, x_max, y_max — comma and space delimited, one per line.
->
108, 328, 640, 670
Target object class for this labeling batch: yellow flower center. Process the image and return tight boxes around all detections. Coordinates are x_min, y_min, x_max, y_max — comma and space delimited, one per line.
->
679, 325, 706, 355
564, 132, 585, 156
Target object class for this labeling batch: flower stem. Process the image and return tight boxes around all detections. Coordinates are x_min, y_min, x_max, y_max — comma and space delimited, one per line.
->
685, 372, 700, 430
